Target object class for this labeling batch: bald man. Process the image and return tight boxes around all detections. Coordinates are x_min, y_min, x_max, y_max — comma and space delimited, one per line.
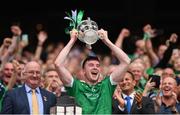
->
1, 61, 56, 114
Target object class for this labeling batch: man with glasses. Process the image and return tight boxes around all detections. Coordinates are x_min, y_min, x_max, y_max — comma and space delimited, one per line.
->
1, 61, 56, 114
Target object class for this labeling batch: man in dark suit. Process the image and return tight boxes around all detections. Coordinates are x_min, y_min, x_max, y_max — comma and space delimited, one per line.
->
1, 61, 57, 114
112, 71, 155, 114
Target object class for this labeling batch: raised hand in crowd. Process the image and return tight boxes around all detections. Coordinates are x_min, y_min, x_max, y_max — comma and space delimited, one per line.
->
37, 31, 48, 46
113, 86, 125, 108
166, 33, 178, 46
144, 24, 160, 66
143, 24, 157, 38
142, 77, 156, 97
2, 38, 12, 48
34, 31, 48, 61
167, 92, 178, 107
0, 38, 12, 58
0, 23, 23, 70
155, 33, 178, 69
115, 28, 130, 49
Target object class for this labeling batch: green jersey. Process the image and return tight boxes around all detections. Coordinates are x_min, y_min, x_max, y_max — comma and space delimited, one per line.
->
0, 80, 8, 112
134, 77, 147, 93
65, 76, 116, 114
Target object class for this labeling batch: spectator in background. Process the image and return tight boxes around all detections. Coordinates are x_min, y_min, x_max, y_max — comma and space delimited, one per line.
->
0, 23, 26, 112
0, 23, 22, 70
144, 24, 178, 69
128, 61, 147, 93
172, 56, 180, 85
169, 48, 180, 66
112, 71, 155, 114
1, 61, 56, 114
0, 62, 14, 112
161, 67, 175, 78
44, 68, 63, 97
155, 76, 180, 114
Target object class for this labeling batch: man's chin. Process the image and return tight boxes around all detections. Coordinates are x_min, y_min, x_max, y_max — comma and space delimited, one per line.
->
92, 76, 99, 81
121, 86, 131, 90
163, 92, 172, 97
4, 78, 11, 83
29, 82, 39, 87
89, 78, 99, 84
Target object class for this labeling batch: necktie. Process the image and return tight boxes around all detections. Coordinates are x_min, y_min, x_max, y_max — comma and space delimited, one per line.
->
125, 96, 132, 113
32, 89, 39, 114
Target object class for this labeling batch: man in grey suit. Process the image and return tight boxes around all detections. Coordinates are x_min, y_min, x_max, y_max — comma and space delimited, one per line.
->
112, 71, 155, 114
1, 61, 56, 114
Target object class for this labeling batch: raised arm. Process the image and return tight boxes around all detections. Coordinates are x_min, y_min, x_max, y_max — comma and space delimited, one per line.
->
115, 28, 130, 49
34, 31, 48, 61
145, 38, 159, 66
54, 29, 78, 86
143, 24, 159, 66
155, 33, 178, 69
0, 25, 21, 69
98, 29, 131, 83
0, 38, 12, 58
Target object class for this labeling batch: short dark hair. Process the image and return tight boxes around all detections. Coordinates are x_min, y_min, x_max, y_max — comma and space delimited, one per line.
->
44, 68, 57, 76
11, 22, 21, 27
82, 55, 100, 68
126, 71, 135, 80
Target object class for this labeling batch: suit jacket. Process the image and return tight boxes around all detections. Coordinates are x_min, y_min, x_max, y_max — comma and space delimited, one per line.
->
1, 85, 57, 114
112, 96, 155, 114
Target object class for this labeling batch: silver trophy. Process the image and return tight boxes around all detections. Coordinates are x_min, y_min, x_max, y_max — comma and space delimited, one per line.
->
77, 17, 99, 49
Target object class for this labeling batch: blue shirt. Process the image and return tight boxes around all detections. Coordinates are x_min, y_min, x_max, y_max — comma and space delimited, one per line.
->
25, 84, 44, 114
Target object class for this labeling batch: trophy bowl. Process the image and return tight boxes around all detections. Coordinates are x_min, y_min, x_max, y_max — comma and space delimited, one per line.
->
77, 17, 99, 45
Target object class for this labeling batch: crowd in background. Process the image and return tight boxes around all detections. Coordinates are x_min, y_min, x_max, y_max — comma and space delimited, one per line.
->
0, 22, 179, 114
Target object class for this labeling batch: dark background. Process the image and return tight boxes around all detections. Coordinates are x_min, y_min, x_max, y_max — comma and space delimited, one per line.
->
0, 0, 180, 55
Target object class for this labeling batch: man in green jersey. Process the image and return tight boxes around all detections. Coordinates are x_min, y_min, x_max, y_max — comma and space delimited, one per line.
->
54, 29, 131, 114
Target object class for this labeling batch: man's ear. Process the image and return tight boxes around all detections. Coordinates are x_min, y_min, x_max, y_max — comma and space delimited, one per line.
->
82, 69, 86, 75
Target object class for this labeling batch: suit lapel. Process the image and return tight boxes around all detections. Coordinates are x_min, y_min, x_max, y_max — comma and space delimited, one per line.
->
130, 98, 137, 113
21, 85, 30, 113
40, 88, 47, 114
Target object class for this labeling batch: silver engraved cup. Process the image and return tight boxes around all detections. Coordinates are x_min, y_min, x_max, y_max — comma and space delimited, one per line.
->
77, 17, 99, 46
